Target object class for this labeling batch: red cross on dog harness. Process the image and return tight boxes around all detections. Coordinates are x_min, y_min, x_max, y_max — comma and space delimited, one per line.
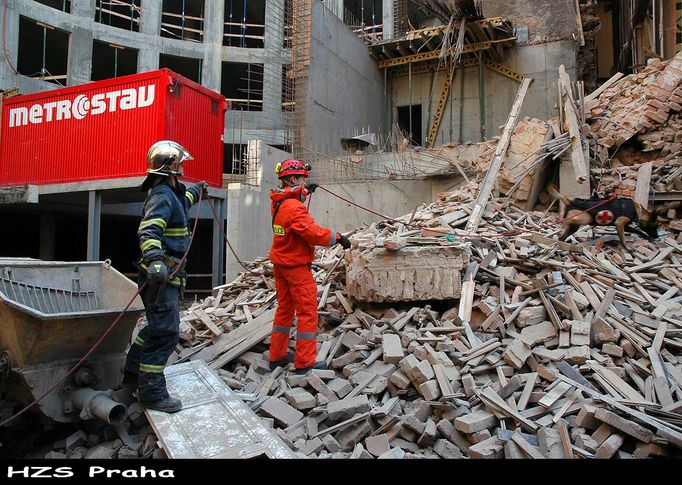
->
596, 210, 615, 225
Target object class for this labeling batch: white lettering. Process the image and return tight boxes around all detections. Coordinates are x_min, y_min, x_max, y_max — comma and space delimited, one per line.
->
138, 85, 155, 108
56, 100, 71, 121
53, 468, 75, 478
105, 90, 121, 112
119, 88, 137, 110
7, 466, 30, 477
7, 83, 156, 127
43, 101, 58, 122
91, 93, 106, 115
8, 107, 28, 127
31, 467, 53, 478
87, 466, 173, 479
29, 104, 43, 124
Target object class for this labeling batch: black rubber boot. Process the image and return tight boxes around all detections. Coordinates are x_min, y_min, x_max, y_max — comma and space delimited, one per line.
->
120, 373, 138, 392
140, 396, 182, 413
269, 351, 295, 371
294, 361, 328, 375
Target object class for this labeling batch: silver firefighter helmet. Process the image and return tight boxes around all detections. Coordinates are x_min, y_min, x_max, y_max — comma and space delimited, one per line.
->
146, 140, 193, 176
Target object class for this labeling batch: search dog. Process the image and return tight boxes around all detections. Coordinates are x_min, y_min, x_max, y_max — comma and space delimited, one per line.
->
548, 185, 658, 250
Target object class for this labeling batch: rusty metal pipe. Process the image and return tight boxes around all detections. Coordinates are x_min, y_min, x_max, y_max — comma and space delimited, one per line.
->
68, 388, 126, 425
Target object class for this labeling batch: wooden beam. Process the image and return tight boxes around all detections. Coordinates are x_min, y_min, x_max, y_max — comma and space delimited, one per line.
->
465, 77, 533, 233
635, 162, 653, 210
559, 65, 588, 184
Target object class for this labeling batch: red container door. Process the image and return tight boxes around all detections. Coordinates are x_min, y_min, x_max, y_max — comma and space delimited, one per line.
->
163, 71, 226, 188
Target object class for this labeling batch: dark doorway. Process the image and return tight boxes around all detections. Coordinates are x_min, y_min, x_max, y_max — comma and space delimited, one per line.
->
397, 104, 422, 146
17, 16, 69, 85
91, 41, 138, 81
159, 53, 202, 83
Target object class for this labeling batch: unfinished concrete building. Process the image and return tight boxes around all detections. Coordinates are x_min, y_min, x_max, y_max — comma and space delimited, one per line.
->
1, 0, 682, 290
1, 0, 682, 462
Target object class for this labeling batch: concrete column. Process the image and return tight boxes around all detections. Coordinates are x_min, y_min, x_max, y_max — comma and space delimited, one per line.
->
67, 0, 96, 85
39, 213, 56, 261
71, 0, 95, 17
138, 0, 162, 71
140, 0, 162, 36
382, 0, 394, 40
202, 0, 225, 92
0, 1, 19, 87
87, 190, 102, 261
263, 0, 286, 128
67, 26, 94, 86
264, 0, 285, 50
211, 197, 226, 292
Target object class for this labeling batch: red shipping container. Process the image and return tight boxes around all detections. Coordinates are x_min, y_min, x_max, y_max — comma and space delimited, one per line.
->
0, 69, 226, 187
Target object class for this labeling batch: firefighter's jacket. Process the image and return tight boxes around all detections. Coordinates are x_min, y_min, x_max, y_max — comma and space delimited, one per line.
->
269, 185, 338, 267
138, 180, 200, 286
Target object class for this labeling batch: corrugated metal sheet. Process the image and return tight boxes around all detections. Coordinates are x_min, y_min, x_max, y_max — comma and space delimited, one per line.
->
0, 69, 226, 187
165, 72, 226, 186
146, 360, 297, 459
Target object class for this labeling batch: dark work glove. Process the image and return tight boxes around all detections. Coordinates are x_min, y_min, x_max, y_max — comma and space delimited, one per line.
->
305, 182, 319, 194
146, 260, 168, 284
338, 235, 351, 250
197, 181, 209, 199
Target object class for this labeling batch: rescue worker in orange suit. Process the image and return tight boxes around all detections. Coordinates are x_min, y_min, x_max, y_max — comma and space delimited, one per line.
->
122, 140, 208, 413
269, 159, 351, 374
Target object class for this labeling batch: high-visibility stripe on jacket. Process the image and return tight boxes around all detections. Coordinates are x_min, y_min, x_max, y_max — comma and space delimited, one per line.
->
269, 185, 338, 267
138, 181, 200, 279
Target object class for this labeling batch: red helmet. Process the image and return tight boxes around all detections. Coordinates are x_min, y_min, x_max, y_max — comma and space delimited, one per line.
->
275, 159, 310, 179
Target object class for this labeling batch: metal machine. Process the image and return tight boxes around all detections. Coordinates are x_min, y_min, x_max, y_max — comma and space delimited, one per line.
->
0, 259, 144, 425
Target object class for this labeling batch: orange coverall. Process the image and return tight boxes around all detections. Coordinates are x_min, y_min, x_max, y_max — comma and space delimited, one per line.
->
269, 185, 338, 369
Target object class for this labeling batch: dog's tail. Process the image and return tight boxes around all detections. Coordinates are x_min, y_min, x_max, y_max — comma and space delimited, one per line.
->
547, 184, 571, 206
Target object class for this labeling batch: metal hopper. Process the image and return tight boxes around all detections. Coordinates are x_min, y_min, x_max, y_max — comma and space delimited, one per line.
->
0, 259, 144, 424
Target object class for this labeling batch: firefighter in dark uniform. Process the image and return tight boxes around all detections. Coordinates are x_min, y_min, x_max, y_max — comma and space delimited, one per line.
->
122, 140, 208, 413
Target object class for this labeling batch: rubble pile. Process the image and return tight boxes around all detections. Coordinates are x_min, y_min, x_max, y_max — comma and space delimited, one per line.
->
173, 187, 682, 459
587, 55, 682, 151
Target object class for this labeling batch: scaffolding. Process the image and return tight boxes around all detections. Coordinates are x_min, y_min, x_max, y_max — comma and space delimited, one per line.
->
224, 0, 296, 187
95, 0, 141, 31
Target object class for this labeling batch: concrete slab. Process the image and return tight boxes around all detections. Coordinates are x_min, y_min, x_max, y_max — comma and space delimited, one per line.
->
144, 360, 296, 458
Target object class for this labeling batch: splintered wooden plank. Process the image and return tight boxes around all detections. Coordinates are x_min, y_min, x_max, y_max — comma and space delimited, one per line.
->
593, 408, 653, 443
539, 290, 565, 330
592, 286, 616, 324
553, 389, 581, 423
511, 432, 545, 459
586, 361, 646, 402
317, 282, 332, 310
194, 308, 223, 337
555, 373, 682, 449
465, 77, 532, 233
539, 381, 572, 408
479, 387, 538, 432
458, 263, 481, 345
652, 322, 667, 353
579, 281, 601, 311
558, 421, 574, 459
517, 372, 537, 411
208, 309, 277, 369
433, 363, 456, 398
334, 290, 353, 314
585, 72, 623, 102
